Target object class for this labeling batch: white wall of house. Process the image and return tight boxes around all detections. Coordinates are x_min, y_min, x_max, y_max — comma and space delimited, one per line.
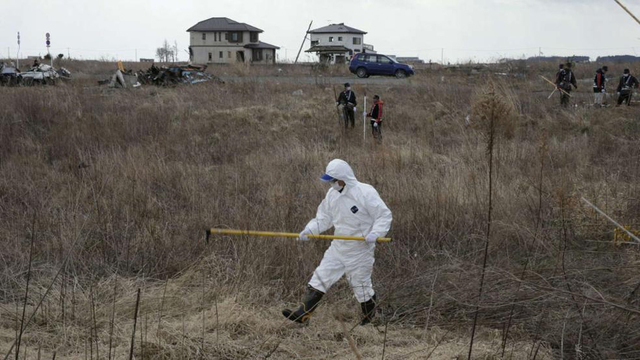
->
191, 46, 247, 64
309, 33, 364, 54
189, 30, 266, 64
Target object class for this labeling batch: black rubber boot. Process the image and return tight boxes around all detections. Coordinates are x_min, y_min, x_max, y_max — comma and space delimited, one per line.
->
282, 286, 324, 324
359, 294, 377, 326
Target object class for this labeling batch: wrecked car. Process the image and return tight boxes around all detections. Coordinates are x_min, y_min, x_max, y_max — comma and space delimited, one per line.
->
19, 64, 67, 85
0, 63, 20, 86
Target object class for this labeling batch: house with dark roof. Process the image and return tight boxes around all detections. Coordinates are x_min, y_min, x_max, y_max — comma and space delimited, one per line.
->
187, 17, 279, 65
306, 23, 374, 64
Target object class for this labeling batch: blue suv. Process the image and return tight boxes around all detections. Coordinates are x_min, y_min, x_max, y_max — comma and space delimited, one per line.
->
349, 53, 415, 78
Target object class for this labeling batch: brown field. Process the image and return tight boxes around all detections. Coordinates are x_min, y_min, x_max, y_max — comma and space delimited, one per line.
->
1, 60, 640, 359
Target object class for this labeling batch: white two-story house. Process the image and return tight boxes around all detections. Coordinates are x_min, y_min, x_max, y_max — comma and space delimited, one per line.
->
187, 17, 279, 65
306, 23, 375, 64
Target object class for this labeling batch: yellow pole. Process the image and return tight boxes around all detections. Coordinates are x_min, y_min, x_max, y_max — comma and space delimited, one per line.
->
615, 0, 640, 26
206, 228, 392, 243
540, 75, 572, 97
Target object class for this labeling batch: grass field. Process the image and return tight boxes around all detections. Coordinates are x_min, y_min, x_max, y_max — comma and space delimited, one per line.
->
1, 60, 640, 359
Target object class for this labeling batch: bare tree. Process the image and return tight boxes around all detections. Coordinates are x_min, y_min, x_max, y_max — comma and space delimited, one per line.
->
156, 39, 175, 63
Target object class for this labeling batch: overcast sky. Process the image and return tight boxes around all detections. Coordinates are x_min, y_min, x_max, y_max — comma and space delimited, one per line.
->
1, 0, 640, 63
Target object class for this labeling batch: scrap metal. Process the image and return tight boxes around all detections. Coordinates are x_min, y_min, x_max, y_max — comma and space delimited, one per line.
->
136, 64, 222, 86
0, 61, 71, 86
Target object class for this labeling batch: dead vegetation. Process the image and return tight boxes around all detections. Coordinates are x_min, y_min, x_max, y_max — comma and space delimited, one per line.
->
1, 62, 640, 359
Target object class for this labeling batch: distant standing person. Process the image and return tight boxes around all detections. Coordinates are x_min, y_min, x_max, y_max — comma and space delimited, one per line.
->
337, 83, 357, 129
366, 95, 384, 141
555, 63, 564, 84
556, 62, 578, 106
593, 66, 608, 106
616, 69, 639, 106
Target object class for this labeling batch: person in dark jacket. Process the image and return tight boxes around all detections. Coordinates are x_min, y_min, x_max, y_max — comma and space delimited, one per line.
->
593, 66, 608, 106
555, 63, 564, 84
617, 69, 639, 106
556, 62, 578, 106
337, 83, 357, 129
366, 95, 384, 140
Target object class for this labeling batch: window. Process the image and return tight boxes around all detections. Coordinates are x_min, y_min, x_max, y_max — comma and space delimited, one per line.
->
228, 51, 231, 58
311, 40, 319, 46
329, 36, 334, 42
202, 33, 206, 40
250, 32, 259, 43
208, 53, 212, 61
214, 32, 217, 42
219, 51, 223, 59
364, 54, 376, 63
225, 32, 228, 40
228, 32, 243, 43
377, 55, 393, 64
353, 37, 362, 45
338, 37, 343, 41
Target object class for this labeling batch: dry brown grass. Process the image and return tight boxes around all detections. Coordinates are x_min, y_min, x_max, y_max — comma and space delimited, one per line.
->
1, 61, 640, 358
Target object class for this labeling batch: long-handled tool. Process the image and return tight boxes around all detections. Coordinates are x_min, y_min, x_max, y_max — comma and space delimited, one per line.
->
541, 75, 572, 97
363, 90, 367, 141
547, 88, 557, 99
333, 86, 343, 127
205, 228, 392, 244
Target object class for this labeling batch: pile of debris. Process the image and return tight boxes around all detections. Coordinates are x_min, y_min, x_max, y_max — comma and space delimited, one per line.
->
0, 61, 71, 86
136, 64, 222, 86
99, 63, 221, 88
98, 62, 140, 88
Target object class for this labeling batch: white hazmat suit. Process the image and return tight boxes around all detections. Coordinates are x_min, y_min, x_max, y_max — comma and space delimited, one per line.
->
303, 159, 392, 303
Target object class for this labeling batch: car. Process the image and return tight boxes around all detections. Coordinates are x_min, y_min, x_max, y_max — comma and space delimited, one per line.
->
349, 53, 415, 79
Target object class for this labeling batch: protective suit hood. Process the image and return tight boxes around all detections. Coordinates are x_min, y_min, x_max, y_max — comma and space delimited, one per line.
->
323, 159, 358, 188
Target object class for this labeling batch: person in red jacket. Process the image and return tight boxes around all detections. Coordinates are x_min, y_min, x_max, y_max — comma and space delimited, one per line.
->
593, 66, 608, 107
366, 95, 384, 140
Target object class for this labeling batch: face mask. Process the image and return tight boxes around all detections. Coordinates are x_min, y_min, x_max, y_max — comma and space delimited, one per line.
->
331, 182, 343, 191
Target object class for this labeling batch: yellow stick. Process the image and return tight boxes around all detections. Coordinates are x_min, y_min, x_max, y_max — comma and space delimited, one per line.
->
540, 75, 572, 97
615, 0, 640, 27
206, 228, 392, 243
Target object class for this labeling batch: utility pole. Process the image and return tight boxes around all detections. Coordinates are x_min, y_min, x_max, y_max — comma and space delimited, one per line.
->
17, 32, 20, 68
46, 32, 52, 67
294, 21, 313, 64
67, 47, 70, 59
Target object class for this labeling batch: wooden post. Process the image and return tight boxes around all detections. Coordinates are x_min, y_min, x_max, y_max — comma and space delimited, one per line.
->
294, 21, 313, 64
129, 289, 141, 360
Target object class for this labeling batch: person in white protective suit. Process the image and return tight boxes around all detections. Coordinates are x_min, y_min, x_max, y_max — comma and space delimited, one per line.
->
282, 159, 392, 325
